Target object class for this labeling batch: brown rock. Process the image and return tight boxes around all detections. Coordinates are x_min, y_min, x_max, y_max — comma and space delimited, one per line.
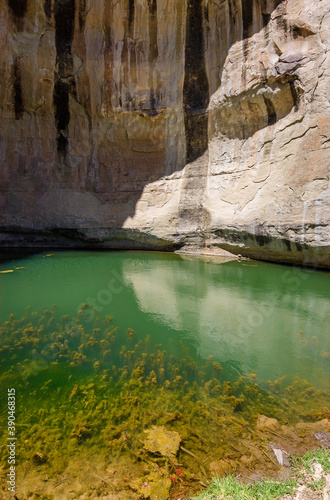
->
256, 415, 280, 432
209, 459, 235, 477
295, 419, 330, 437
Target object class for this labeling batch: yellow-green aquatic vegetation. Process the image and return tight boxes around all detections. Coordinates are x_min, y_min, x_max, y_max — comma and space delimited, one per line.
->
0, 307, 329, 499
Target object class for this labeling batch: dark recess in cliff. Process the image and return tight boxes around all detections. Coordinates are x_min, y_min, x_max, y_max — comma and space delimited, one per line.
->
183, 0, 209, 163
262, 13, 271, 26
53, 0, 75, 155
8, 0, 27, 30
13, 58, 24, 120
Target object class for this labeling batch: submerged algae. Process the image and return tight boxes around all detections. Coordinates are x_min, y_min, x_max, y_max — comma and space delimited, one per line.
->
0, 307, 329, 499
130, 464, 172, 500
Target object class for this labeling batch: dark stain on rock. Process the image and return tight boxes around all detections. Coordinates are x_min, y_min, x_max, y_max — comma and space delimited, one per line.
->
204, 5, 209, 22
147, 0, 159, 115
264, 97, 277, 125
128, 0, 135, 29
263, 19, 270, 45
54, 80, 70, 155
43, 0, 53, 18
103, 0, 115, 109
228, 0, 237, 25
13, 58, 24, 120
255, 233, 272, 247
53, 0, 75, 155
8, 0, 27, 30
55, 0, 75, 71
292, 26, 300, 39
183, 0, 209, 163
79, 0, 86, 31
284, 239, 292, 252
276, 10, 288, 35
184, 114, 209, 163
242, 0, 253, 38
147, 0, 157, 17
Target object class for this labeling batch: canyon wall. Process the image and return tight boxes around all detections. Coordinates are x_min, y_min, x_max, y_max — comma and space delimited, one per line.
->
0, 0, 329, 268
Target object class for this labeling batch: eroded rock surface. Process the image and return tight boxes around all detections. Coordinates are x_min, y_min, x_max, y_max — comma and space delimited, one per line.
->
0, 0, 329, 268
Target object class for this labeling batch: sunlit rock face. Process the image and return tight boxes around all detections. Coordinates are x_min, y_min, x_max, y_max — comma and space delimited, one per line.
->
0, 0, 329, 268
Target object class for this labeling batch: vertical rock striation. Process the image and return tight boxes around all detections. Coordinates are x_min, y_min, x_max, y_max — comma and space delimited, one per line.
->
53, 0, 76, 157
0, 0, 329, 268
12, 57, 24, 120
183, 0, 209, 163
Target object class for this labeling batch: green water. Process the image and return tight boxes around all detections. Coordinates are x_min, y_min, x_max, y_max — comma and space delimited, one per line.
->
0, 250, 329, 387
0, 250, 329, 499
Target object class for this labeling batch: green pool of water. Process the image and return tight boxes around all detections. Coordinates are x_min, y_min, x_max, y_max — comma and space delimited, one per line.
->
0, 250, 329, 387
0, 250, 329, 499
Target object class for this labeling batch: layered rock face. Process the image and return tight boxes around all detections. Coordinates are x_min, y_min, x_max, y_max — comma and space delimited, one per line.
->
0, 0, 329, 268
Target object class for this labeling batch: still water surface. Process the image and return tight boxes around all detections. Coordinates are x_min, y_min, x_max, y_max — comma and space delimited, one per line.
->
0, 250, 329, 499
1, 250, 329, 388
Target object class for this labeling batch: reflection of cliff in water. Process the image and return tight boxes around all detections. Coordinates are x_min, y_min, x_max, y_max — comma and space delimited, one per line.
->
123, 257, 330, 388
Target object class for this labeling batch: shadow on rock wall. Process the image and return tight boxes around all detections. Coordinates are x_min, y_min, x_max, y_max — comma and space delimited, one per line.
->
1, 0, 307, 246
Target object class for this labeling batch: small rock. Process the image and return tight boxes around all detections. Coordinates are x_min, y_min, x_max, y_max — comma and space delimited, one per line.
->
239, 454, 254, 468
295, 419, 330, 436
314, 431, 330, 448
32, 451, 47, 465
143, 426, 181, 459
209, 459, 235, 476
269, 444, 290, 467
312, 462, 323, 480
256, 415, 280, 432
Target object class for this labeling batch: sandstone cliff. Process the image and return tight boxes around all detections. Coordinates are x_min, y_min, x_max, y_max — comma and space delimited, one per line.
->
0, 0, 329, 268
